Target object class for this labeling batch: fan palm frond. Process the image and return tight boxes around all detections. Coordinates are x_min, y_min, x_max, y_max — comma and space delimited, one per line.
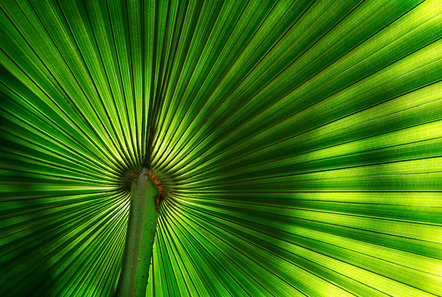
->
1, 0, 441, 296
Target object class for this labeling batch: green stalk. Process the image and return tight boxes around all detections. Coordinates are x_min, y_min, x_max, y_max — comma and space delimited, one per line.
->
116, 168, 159, 297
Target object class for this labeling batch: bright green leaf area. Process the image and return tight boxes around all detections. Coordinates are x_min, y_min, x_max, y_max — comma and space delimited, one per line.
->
0, 0, 441, 296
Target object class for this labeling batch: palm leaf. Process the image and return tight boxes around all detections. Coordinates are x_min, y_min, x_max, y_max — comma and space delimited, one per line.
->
1, 0, 441, 296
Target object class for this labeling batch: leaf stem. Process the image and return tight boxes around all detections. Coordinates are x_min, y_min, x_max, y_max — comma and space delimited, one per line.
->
116, 168, 159, 297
